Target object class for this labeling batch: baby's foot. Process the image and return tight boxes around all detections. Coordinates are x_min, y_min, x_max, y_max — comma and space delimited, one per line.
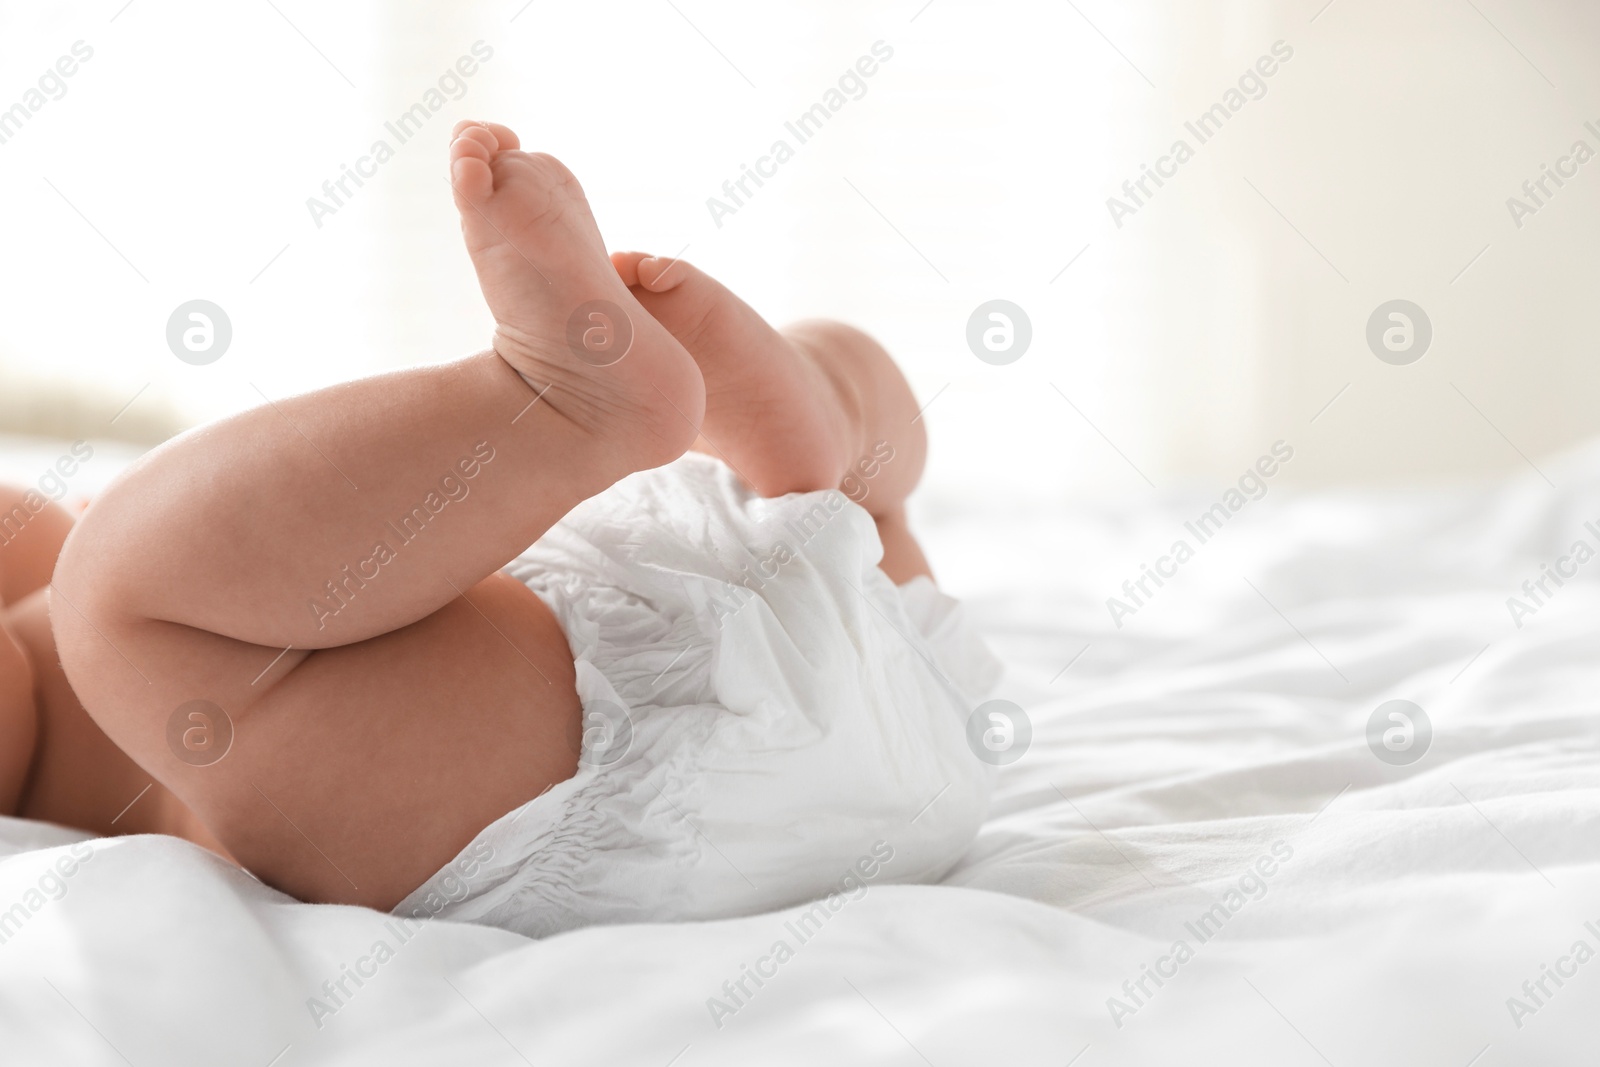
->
610, 252, 855, 497
448, 122, 704, 466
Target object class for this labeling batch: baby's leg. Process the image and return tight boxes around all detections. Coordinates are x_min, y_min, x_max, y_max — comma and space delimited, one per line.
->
613, 254, 932, 581
0, 490, 227, 841
51, 123, 706, 909
782, 320, 932, 583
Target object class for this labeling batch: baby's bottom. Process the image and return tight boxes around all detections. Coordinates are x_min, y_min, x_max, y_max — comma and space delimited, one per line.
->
48, 122, 933, 913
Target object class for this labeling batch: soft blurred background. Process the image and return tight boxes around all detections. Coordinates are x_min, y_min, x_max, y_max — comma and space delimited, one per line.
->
2, 0, 1598, 524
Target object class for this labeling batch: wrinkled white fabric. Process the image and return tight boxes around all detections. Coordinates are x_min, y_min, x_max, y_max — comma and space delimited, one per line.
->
12, 440, 1600, 1064
393, 453, 1001, 936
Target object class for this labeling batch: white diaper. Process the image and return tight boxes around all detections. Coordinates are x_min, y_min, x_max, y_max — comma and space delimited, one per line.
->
393, 452, 1000, 937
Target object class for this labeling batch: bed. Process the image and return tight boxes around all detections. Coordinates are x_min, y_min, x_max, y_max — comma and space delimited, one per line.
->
2, 435, 1597, 1065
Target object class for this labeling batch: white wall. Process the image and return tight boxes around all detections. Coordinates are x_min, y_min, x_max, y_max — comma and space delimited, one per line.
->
1, 0, 1596, 511
1119, 0, 1600, 493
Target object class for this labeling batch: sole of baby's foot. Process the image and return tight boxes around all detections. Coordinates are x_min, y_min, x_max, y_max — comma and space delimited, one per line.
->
448, 122, 704, 468
610, 251, 856, 497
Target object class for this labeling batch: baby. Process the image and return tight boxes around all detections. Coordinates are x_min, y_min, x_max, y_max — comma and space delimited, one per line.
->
0, 121, 997, 936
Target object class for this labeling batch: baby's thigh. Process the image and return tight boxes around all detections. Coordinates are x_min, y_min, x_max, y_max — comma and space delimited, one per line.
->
65, 571, 582, 911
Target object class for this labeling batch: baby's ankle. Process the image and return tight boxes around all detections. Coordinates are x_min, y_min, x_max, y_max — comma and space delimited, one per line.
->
487, 334, 703, 481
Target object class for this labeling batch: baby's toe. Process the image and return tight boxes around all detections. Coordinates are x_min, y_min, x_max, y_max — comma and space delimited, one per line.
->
610, 251, 651, 288
450, 132, 493, 165
449, 136, 495, 203
638, 255, 696, 292
451, 119, 522, 151
612, 251, 700, 294
456, 124, 499, 154
479, 122, 521, 150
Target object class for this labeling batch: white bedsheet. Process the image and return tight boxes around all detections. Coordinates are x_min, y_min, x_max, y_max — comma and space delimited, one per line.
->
3, 440, 1600, 1065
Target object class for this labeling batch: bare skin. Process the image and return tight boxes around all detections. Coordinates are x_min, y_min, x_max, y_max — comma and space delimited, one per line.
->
17, 121, 933, 914
0, 494, 218, 847
611, 252, 932, 582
